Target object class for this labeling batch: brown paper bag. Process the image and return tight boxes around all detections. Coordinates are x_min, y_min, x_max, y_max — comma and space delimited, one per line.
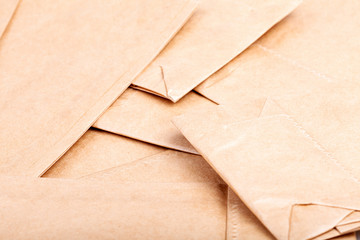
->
196, 0, 360, 106
227, 189, 358, 240
0, 0, 18, 38
43, 129, 165, 178
227, 188, 276, 240
47, 125, 355, 239
0, 177, 226, 240
94, 88, 217, 154
83, 149, 222, 183
132, 0, 302, 102
173, 108, 360, 240
269, 82, 360, 190
0, 0, 196, 176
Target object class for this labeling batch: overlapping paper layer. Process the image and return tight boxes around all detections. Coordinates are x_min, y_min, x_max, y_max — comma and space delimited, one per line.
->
132, 0, 302, 102
1, 0, 359, 239
0, 0, 196, 176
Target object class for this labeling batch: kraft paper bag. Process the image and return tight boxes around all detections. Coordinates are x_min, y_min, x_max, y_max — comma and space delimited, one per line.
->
264, 92, 360, 228
84, 149, 357, 240
132, 0, 302, 102
264, 98, 360, 236
84, 150, 227, 238
83, 149, 223, 184
43, 129, 164, 178
94, 88, 217, 154
0, 0, 18, 38
227, 189, 358, 240
227, 189, 276, 240
0, 0, 196, 176
336, 224, 360, 235
0, 177, 226, 240
196, 0, 360, 106
338, 212, 360, 226
173, 109, 360, 240
219, 102, 360, 240
270, 82, 360, 196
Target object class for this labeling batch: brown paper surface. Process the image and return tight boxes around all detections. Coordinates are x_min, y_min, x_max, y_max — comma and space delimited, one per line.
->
264, 100, 360, 240
94, 88, 217, 154
227, 188, 357, 240
270, 83, 360, 187
339, 212, 360, 226
0, 0, 18, 38
328, 233, 357, 240
191, 3, 360, 236
336, 223, 360, 235
335, 233, 358, 240
314, 231, 359, 240
0, 177, 226, 239
227, 188, 275, 240
196, 0, 360, 107
0, 0, 196, 176
173, 110, 360, 240
84, 149, 223, 184
132, 0, 302, 102
55, 149, 227, 238
43, 129, 164, 178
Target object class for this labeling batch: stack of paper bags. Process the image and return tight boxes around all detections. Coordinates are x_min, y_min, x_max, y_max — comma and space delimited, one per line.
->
1, 0, 359, 239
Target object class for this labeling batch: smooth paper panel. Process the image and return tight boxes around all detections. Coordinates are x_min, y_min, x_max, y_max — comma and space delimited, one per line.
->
43, 129, 164, 178
94, 88, 216, 154
132, 0, 302, 102
0, 177, 226, 240
173, 110, 360, 240
196, 0, 360, 106
84, 150, 223, 184
0, 0, 196, 176
0, 0, 18, 38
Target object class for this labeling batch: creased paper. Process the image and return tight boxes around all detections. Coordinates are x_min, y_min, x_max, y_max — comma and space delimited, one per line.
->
173, 109, 360, 240
133, 0, 302, 102
0, 0, 18, 39
196, 0, 360, 107
0, 0, 196, 176
43, 129, 164, 178
94, 88, 216, 154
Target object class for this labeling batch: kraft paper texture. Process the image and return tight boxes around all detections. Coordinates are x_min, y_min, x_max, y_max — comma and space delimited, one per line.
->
94, 88, 216, 154
0, 0, 196, 176
0, 177, 226, 239
0, 0, 18, 38
173, 108, 360, 240
132, 0, 302, 102
196, 0, 360, 107
43, 129, 164, 178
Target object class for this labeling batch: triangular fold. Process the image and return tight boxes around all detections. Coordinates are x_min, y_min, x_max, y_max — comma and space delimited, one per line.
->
336, 222, 360, 234
310, 229, 341, 240
338, 211, 360, 226
260, 98, 285, 117
289, 204, 352, 240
